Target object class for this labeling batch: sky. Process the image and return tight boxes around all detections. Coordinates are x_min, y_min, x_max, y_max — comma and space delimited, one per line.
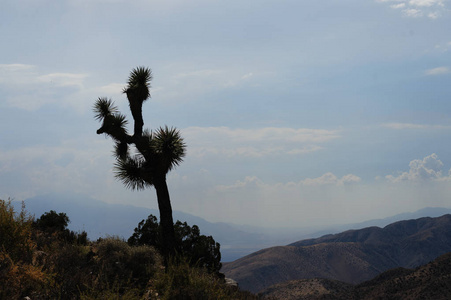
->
1, 0, 451, 228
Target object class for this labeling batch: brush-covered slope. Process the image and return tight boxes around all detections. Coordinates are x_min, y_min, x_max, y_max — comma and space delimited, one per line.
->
222, 214, 451, 293
258, 251, 451, 299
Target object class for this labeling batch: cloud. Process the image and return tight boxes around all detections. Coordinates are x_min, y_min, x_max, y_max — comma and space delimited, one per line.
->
391, 3, 407, 8
0, 64, 37, 86
301, 173, 361, 186
433, 41, 451, 52
425, 66, 450, 75
182, 126, 341, 158
37, 73, 88, 87
0, 64, 91, 111
216, 172, 361, 192
92, 83, 124, 97
152, 65, 269, 103
201, 173, 366, 227
402, 8, 423, 17
381, 123, 451, 129
427, 11, 441, 18
409, 0, 444, 7
241, 73, 253, 80
377, 0, 447, 18
0, 137, 114, 200
386, 153, 444, 182
0, 63, 35, 72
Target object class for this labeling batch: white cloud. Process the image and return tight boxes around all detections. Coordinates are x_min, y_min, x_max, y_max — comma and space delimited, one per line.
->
377, 0, 447, 18
241, 73, 253, 80
216, 173, 361, 192
381, 123, 451, 129
92, 83, 124, 97
409, 0, 444, 7
425, 66, 450, 75
300, 172, 362, 186
428, 11, 441, 18
403, 8, 423, 17
0, 63, 35, 72
174, 69, 223, 79
199, 172, 367, 227
182, 126, 340, 158
0, 64, 91, 111
153, 66, 269, 103
37, 73, 88, 88
0, 137, 114, 199
386, 153, 444, 182
391, 3, 407, 8
0, 64, 37, 86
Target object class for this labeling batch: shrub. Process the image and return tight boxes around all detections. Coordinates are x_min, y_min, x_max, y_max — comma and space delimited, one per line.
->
34, 210, 88, 245
95, 237, 161, 290
129, 215, 222, 274
0, 199, 54, 299
0, 199, 35, 262
151, 258, 258, 300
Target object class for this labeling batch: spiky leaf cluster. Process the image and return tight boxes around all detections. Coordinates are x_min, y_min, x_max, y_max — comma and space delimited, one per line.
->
93, 97, 118, 121
113, 127, 186, 189
123, 66, 152, 103
153, 126, 186, 173
114, 156, 151, 191
93, 98, 127, 142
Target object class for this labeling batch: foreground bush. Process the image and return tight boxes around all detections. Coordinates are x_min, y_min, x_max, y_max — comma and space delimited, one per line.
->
0, 199, 54, 299
150, 258, 258, 300
0, 199, 257, 299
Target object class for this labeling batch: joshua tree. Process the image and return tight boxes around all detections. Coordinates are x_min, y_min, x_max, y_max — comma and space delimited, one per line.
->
94, 67, 186, 257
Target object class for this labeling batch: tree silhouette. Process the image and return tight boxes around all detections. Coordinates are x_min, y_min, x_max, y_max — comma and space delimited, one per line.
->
128, 214, 222, 274
94, 67, 186, 257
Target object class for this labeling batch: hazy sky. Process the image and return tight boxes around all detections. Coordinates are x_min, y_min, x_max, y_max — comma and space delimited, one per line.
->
1, 0, 451, 228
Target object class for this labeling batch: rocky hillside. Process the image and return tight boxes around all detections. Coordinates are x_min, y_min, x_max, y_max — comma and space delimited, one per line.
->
259, 251, 451, 299
222, 214, 451, 293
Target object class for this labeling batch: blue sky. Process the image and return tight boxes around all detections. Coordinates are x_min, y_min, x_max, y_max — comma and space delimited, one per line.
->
1, 0, 451, 227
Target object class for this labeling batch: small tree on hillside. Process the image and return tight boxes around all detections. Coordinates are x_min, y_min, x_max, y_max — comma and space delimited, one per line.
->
128, 214, 222, 274
94, 67, 186, 257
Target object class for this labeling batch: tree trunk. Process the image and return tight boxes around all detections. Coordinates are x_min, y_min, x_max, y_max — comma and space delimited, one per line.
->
153, 174, 176, 260
130, 102, 144, 138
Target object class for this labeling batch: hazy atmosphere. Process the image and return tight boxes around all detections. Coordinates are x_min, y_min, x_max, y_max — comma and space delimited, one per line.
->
2, 0, 451, 228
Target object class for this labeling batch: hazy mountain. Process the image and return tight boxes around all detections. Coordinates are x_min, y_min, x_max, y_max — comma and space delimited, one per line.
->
222, 214, 451, 293
259, 251, 451, 299
305, 206, 451, 237
14, 193, 451, 263
13, 193, 274, 261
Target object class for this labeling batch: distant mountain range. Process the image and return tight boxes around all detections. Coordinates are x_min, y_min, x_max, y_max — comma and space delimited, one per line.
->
259, 251, 451, 299
12, 193, 451, 263
221, 214, 451, 293
13, 193, 276, 262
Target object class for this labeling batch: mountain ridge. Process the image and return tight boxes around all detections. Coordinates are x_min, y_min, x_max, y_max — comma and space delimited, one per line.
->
258, 251, 451, 299
222, 214, 451, 293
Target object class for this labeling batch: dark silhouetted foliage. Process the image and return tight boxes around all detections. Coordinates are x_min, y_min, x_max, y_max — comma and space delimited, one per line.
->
33, 210, 88, 245
34, 210, 69, 232
128, 214, 222, 274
